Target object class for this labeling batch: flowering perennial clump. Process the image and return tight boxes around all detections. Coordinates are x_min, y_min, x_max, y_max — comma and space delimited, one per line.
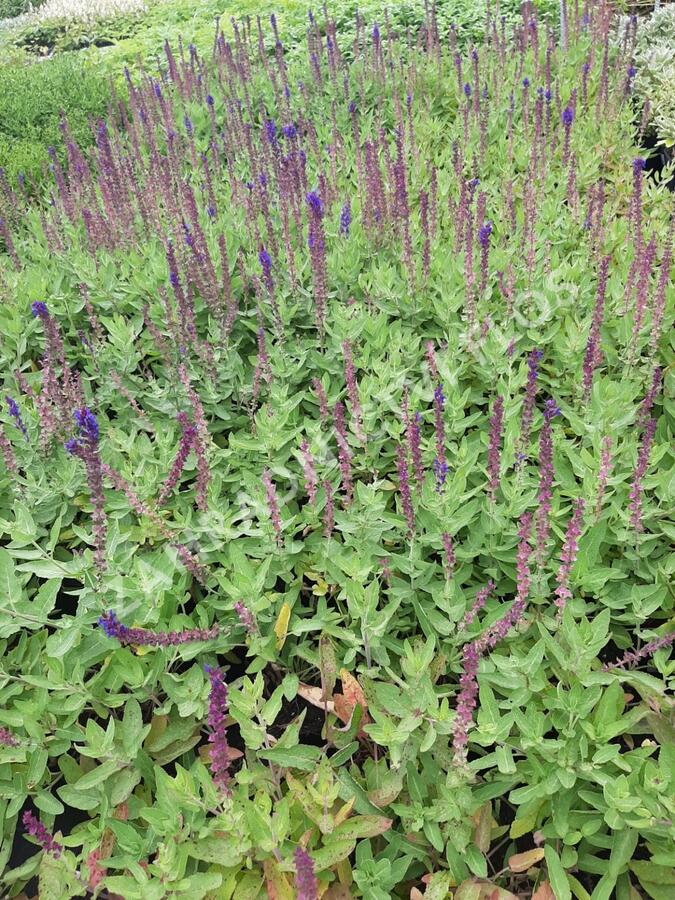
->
0, 1, 671, 893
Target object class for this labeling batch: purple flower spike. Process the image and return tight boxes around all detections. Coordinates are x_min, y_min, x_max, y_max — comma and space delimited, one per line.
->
66, 408, 106, 575
204, 665, 231, 795
259, 247, 273, 293
603, 632, 675, 671
543, 398, 561, 421
262, 467, 283, 546
555, 498, 585, 615
294, 846, 318, 900
487, 396, 504, 502
478, 221, 492, 248
0, 726, 19, 747
22, 811, 61, 858
99, 610, 219, 646
6, 397, 28, 439
234, 601, 256, 634
74, 407, 99, 443
306, 191, 324, 219
516, 349, 543, 464
339, 202, 351, 236
629, 418, 657, 532
396, 444, 415, 537
31, 301, 48, 319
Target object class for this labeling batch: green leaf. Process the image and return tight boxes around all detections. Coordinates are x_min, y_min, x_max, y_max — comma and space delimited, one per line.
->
545, 845, 572, 900
257, 743, 322, 771
310, 840, 356, 871
74, 759, 122, 791
330, 815, 393, 841
0, 548, 22, 607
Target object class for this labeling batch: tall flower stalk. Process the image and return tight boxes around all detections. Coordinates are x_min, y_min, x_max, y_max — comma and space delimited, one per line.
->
262, 467, 283, 546
396, 443, 415, 537
629, 418, 657, 532
432, 384, 447, 492
535, 399, 560, 561
595, 436, 613, 519
486, 395, 504, 502
452, 512, 533, 767
204, 665, 231, 795
342, 340, 365, 443
158, 413, 197, 504
65, 408, 107, 576
554, 498, 585, 616
516, 350, 542, 465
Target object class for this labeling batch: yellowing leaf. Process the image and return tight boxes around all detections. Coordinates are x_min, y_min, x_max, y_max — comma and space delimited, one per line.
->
509, 811, 538, 839
274, 602, 291, 649
334, 797, 356, 826
144, 715, 168, 749
472, 802, 492, 853
508, 848, 545, 873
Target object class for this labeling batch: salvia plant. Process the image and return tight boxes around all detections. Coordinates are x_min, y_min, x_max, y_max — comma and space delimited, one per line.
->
0, 2, 673, 899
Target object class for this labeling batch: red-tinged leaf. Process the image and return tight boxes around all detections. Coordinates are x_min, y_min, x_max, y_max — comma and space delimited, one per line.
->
532, 882, 556, 900
339, 670, 370, 721
263, 858, 294, 900
455, 880, 519, 900
508, 848, 545, 873
324, 886, 355, 899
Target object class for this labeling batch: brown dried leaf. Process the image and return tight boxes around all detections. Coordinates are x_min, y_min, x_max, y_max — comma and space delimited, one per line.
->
532, 882, 556, 900
298, 682, 335, 713
508, 848, 545, 873
320, 634, 338, 700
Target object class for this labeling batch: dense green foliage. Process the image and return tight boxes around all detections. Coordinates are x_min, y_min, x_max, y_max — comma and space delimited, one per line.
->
0, 0, 45, 20
0, 54, 111, 188
0, 2, 674, 900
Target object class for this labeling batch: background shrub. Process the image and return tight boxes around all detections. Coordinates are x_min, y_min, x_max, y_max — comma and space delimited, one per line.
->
0, 53, 110, 188
0, 0, 46, 20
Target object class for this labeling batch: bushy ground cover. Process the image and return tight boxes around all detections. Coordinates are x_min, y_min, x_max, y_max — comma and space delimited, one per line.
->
0, 2, 674, 899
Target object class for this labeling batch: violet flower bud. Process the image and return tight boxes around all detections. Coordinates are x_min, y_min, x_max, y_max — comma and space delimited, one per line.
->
5, 397, 28, 439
